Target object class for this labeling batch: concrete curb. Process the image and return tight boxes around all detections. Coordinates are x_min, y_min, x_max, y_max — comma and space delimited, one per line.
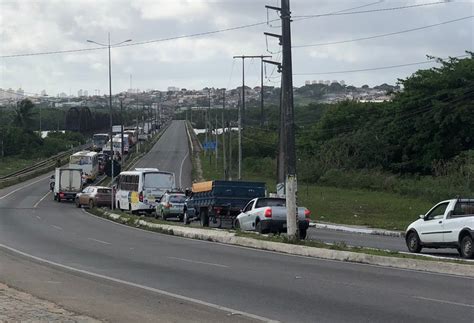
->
310, 222, 404, 238
100, 211, 473, 278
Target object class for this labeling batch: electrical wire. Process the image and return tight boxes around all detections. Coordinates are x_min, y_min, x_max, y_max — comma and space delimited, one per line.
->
0, 1, 447, 59
0, 20, 278, 59
293, 54, 470, 76
293, 1, 447, 20
293, 16, 474, 48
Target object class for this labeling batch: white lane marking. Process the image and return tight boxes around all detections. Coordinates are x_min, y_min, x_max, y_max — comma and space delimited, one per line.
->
0, 243, 277, 323
88, 238, 111, 245
168, 256, 229, 268
36, 216, 41, 220
413, 296, 474, 308
51, 225, 63, 231
80, 209, 474, 281
0, 175, 50, 200
33, 191, 51, 208
179, 150, 189, 188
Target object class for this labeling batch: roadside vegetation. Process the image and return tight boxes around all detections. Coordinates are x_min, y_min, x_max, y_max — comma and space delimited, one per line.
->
184, 54, 473, 230
0, 99, 87, 176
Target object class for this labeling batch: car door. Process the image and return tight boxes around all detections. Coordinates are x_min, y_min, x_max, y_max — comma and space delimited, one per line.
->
443, 200, 473, 244
419, 202, 449, 244
79, 187, 87, 204
240, 200, 255, 230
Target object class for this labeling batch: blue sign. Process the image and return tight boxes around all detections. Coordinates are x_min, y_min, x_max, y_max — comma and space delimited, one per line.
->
203, 141, 217, 150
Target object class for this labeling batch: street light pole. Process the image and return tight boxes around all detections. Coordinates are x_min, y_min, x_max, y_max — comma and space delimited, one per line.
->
87, 34, 131, 210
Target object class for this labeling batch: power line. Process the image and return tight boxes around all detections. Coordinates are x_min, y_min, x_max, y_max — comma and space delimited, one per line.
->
0, 20, 277, 59
293, 1, 447, 20
0, 1, 447, 59
293, 16, 474, 48
293, 54, 470, 75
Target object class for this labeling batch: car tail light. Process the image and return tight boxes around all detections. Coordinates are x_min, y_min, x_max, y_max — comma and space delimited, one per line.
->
304, 209, 311, 219
166, 203, 172, 208
60, 192, 65, 198
214, 207, 222, 214
264, 208, 272, 218
139, 192, 143, 202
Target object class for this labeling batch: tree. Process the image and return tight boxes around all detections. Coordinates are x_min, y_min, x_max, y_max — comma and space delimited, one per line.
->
13, 99, 36, 130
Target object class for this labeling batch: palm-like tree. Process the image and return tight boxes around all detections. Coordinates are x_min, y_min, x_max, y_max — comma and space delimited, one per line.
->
13, 99, 35, 130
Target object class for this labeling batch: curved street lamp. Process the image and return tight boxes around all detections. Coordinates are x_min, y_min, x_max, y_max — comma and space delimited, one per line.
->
86, 33, 131, 209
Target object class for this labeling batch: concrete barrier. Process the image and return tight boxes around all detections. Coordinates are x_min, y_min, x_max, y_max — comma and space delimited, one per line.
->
99, 211, 474, 278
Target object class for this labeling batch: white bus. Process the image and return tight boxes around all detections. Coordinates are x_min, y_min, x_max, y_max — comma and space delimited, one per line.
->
115, 169, 176, 214
69, 151, 99, 182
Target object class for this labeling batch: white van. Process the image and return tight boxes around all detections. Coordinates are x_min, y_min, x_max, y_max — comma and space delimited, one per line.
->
115, 169, 176, 214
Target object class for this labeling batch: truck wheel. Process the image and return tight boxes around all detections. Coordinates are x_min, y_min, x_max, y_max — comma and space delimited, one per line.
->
406, 231, 422, 253
460, 235, 473, 259
57, 195, 61, 203
299, 228, 307, 240
200, 209, 209, 227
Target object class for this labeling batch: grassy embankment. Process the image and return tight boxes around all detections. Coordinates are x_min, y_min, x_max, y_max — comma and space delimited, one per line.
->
197, 149, 433, 231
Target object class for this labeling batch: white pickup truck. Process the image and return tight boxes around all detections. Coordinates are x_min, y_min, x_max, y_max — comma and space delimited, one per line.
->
405, 199, 474, 258
235, 197, 311, 239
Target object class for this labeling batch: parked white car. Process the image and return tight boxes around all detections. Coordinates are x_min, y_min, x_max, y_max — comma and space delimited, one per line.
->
235, 197, 311, 239
405, 198, 474, 258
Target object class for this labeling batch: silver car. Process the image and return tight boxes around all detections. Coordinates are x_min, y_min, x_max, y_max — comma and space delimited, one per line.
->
156, 192, 186, 221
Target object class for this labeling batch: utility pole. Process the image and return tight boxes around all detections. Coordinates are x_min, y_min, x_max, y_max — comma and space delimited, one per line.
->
222, 89, 227, 179
266, 0, 298, 239
215, 113, 218, 170
233, 55, 271, 180
86, 34, 131, 210
120, 98, 124, 167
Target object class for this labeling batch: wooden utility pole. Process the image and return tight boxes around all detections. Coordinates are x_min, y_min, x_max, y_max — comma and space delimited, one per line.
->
266, 0, 298, 239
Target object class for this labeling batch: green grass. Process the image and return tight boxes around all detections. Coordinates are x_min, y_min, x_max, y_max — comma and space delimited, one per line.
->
198, 151, 432, 231
0, 157, 43, 176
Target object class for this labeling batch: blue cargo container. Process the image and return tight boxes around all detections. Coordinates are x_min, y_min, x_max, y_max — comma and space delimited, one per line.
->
183, 180, 266, 227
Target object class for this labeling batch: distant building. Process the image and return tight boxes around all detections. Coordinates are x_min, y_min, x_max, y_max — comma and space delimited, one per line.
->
305, 80, 311, 85
41, 90, 47, 96
78, 89, 83, 97
331, 80, 338, 84
168, 86, 179, 92
340, 80, 345, 86
17, 88, 24, 97
311, 80, 317, 84
83, 90, 88, 97
324, 80, 331, 85
318, 80, 324, 84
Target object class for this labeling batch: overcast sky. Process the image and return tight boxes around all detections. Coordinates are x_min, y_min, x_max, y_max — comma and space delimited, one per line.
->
0, 0, 473, 96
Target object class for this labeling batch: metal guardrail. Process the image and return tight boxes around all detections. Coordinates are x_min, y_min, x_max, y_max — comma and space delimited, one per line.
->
0, 143, 91, 186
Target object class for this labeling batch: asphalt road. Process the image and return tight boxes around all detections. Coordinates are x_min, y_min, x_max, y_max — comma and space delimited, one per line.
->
1, 120, 473, 322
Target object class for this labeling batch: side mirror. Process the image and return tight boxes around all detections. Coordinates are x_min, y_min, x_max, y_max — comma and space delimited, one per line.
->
419, 214, 425, 220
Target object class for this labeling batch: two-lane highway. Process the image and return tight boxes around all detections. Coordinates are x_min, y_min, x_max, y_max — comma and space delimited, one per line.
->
1, 120, 473, 322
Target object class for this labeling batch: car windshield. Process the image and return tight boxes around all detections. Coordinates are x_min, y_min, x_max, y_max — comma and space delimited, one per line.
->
169, 195, 186, 203
143, 172, 174, 189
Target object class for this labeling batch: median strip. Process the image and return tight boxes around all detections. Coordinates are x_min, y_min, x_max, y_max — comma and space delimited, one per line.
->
87, 208, 474, 278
